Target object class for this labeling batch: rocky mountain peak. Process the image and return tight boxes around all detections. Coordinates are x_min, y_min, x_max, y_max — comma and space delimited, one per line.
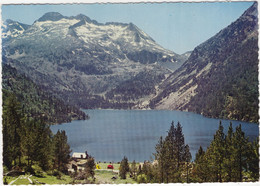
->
125, 22, 155, 43
242, 1, 258, 18
37, 12, 65, 22
127, 22, 138, 31
3, 19, 30, 29
4, 19, 16, 24
2, 11, 185, 110
73, 14, 100, 24
2, 19, 30, 39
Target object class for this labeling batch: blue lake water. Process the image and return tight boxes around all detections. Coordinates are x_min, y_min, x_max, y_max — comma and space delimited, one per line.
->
50, 109, 259, 162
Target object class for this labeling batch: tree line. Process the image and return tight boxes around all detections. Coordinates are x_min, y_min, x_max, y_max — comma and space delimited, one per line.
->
119, 121, 259, 183
2, 64, 88, 125
3, 93, 71, 175
192, 122, 259, 182
3, 91, 258, 183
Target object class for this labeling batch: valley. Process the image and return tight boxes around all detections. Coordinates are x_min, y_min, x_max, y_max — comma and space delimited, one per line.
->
2, 2, 259, 184
2, 12, 187, 110
1, 2, 258, 122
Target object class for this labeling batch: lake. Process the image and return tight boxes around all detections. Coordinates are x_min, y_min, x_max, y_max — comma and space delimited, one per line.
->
50, 109, 258, 162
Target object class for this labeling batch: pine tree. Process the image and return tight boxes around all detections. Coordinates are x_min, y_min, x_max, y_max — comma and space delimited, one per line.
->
85, 157, 95, 180
193, 146, 209, 182
164, 121, 176, 182
246, 138, 259, 181
174, 122, 186, 169
154, 121, 191, 183
192, 122, 258, 182
195, 146, 205, 164
171, 121, 187, 182
207, 121, 225, 182
119, 156, 130, 179
53, 130, 71, 172
184, 144, 192, 183
21, 119, 38, 169
131, 160, 137, 179
141, 161, 154, 182
34, 120, 53, 171
223, 122, 234, 181
3, 93, 23, 169
2, 97, 13, 169
232, 124, 248, 181
154, 136, 167, 183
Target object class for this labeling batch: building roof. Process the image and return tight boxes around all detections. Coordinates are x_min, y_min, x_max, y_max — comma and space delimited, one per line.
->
72, 152, 87, 159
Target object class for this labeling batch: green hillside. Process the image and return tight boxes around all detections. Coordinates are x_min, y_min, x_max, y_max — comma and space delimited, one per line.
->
2, 64, 88, 124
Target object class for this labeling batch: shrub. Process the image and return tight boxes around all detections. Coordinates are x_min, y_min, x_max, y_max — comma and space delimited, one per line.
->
53, 170, 62, 179
137, 174, 147, 183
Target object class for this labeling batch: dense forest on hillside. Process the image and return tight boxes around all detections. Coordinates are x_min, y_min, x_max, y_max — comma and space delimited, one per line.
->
2, 64, 87, 124
149, 2, 258, 123
3, 93, 72, 176
106, 69, 165, 102
61, 90, 135, 109
185, 37, 258, 123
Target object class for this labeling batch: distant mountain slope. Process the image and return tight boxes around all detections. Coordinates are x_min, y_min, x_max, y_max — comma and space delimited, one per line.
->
1, 19, 30, 39
2, 12, 186, 108
149, 2, 258, 123
106, 67, 166, 105
2, 63, 87, 124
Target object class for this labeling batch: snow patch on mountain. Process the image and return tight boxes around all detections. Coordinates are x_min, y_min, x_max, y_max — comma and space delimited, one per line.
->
3, 12, 186, 109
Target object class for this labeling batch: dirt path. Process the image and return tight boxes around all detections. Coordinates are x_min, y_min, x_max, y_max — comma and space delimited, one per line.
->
28, 175, 33, 184
9, 175, 33, 185
9, 176, 21, 185
98, 169, 119, 173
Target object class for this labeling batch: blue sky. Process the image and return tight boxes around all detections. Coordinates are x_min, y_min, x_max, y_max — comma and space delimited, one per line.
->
2, 2, 254, 54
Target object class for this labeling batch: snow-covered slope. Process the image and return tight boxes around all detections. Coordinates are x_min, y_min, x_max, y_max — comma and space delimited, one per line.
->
2, 19, 30, 39
2, 12, 186, 109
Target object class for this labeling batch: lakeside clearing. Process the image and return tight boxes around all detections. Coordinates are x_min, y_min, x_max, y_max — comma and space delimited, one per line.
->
4, 162, 138, 185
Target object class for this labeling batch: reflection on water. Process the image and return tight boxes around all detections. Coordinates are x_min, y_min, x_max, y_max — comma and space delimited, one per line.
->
51, 109, 258, 162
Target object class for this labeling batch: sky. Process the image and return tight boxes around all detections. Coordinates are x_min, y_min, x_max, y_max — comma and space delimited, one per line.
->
1, 1, 254, 54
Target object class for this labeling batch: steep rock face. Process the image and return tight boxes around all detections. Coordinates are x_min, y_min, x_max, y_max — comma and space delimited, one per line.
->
149, 2, 258, 122
2, 12, 185, 108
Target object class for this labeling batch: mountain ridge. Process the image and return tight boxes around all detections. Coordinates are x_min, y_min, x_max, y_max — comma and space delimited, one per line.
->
2, 4, 258, 123
148, 2, 258, 123
2, 12, 186, 109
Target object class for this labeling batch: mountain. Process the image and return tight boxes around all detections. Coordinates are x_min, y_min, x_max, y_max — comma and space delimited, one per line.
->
2, 12, 187, 109
2, 19, 30, 39
3, 4, 257, 123
2, 63, 87, 124
148, 2, 258, 123
36, 12, 66, 22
